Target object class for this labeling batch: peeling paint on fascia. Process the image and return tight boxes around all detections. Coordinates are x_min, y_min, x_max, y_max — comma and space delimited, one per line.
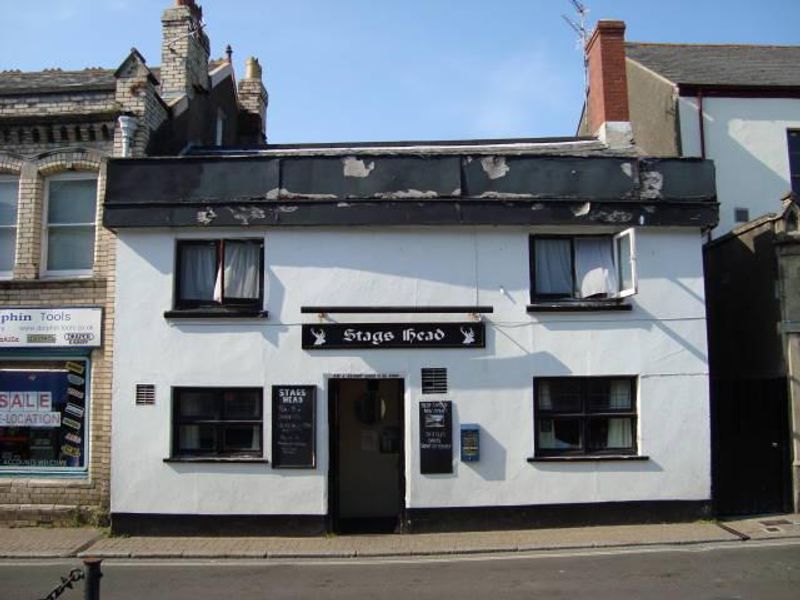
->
266, 188, 280, 200
643, 205, 656, 213
589, 210, 634, 223
336, 202, 352, 208
342, 156, 375, 178
481, 156, 510, 180
572, 202, 591, 217
278, 188, 338, 200
226, 206, 267, 225
621, 162, 633, 178
475, 191, 534, 199
196, 207, 217, 225
276, 206, 298, 213
640, 171, 664, 199
374, 190, 439, 199
531, 203, 544, 210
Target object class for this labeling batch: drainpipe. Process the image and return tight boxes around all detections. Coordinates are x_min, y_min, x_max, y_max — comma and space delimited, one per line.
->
118, 115, 139, 158
697, 91, 706, 159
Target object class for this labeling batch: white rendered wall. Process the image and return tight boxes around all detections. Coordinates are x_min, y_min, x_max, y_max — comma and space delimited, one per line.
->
678, 96, 800, 236
111, 226, 710, 515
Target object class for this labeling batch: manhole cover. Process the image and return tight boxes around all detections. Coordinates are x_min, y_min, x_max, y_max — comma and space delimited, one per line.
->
763, 526, 782, 532
760, 519, 792, 526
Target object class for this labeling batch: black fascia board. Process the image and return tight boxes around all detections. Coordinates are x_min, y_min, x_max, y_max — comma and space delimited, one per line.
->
103, 154, 717, 229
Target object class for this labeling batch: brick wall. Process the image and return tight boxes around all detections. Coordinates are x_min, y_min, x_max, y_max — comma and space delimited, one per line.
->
0, 147, 114, 525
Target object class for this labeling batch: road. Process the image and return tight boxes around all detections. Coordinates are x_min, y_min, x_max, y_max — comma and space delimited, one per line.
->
4, 540, 799, 600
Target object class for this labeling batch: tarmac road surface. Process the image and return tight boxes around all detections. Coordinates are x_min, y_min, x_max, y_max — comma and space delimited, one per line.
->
3, 539, 799, 600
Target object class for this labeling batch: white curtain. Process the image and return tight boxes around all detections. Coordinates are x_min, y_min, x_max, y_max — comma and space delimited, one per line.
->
606, 379, 632, 448
606, 418, 632, 448
534, 239, 572, 295
180, 244, 219, 301
224, 241, 260, 299
575, 237, 618, 298
180, 425, 201, 450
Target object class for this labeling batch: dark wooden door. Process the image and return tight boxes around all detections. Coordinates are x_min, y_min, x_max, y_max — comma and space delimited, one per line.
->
712, 378, 791, 515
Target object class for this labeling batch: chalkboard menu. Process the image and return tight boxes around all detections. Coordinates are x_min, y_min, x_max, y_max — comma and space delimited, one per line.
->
419, 401, 453, 474
272, 385, 316, 469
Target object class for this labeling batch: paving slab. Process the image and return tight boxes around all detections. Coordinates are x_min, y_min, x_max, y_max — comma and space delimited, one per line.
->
77, 521, 741, 560
0, 526, 102, 558
720, 513, 800, 541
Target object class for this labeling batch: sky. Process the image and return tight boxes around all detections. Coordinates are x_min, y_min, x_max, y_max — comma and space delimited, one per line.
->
1, 0, 799, 144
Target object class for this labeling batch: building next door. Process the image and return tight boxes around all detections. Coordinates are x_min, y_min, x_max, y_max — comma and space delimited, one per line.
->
712, 378, 792, 515
329, 378, 405, 533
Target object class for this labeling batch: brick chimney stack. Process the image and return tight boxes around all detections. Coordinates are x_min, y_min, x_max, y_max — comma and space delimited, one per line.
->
585, 20, 633, 148
160, 0, 210, 100
238, 57, 269, 144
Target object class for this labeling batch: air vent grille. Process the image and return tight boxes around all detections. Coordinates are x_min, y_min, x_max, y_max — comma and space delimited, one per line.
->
135, 384, 155, 406
421, 368, 448, 394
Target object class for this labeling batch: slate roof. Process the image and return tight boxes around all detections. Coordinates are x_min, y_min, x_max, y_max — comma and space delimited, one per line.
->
0, 69, 117, 94
626, 42, 800, 88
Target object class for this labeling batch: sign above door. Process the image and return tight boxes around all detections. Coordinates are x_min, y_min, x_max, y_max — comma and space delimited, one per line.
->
302, 322, 485, 350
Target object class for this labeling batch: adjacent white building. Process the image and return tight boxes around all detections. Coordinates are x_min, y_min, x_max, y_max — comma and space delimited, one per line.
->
104, 141, 717, 534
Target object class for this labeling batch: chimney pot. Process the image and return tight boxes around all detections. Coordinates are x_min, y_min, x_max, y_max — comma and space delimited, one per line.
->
245, 56, 262, 80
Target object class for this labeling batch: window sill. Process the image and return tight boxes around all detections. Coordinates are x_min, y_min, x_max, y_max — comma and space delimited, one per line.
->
526, 300, 632, 312
527, 455, 649, 462
163, 457, 269, 464
164, 308, 268, 319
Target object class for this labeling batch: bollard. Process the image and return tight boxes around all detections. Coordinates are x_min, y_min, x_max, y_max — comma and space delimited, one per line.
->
82, 557, 102, 600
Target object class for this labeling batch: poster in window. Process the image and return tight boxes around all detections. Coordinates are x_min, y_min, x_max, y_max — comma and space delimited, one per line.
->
0, 360, 88, 469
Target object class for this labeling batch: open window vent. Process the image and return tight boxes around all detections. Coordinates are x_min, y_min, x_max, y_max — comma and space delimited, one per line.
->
421, 368, 448, 394
135, 384, 155, 406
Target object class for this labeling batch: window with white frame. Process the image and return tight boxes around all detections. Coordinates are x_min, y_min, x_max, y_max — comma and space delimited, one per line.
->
534, 377, 638, 457
529, 229, 636, 301
0, 177, 18, 277
789, 129, 800, 195
175, 239, 264, 310
43, 174, 98, 276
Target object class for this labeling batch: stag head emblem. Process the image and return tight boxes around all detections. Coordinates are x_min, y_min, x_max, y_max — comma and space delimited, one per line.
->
460, 326, 476, 345
310, 328, 327, 346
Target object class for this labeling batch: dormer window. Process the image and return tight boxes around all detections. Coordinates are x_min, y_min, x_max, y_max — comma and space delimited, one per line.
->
215, 109, 227, 146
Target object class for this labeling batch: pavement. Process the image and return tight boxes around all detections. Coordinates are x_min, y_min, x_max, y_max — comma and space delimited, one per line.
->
0, 514, 799, 560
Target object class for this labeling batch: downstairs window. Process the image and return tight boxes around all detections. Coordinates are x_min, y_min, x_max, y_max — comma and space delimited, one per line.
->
534, 377, 637, 457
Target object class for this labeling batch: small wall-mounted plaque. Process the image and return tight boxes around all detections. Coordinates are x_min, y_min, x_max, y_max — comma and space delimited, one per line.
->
460, 424, 480, 462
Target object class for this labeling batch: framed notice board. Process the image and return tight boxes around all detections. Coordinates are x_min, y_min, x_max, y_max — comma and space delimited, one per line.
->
419, 400, 453, 474
271, 385, 316, 469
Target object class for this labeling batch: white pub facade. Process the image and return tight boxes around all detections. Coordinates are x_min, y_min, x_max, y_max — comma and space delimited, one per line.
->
104, 140, 718, 534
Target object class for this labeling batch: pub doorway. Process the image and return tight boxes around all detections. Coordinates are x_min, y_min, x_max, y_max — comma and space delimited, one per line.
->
328, 378, 405, 533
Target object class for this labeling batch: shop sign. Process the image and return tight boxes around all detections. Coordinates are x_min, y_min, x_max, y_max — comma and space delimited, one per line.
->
0, 308, 102, 348
302, 322, 485, 350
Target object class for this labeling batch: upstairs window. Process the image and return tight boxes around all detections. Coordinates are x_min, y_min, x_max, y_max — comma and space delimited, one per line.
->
534, 377, 638, 457
529, 230, 636, 302
0, 177, 18, 277
175, 239, 263, 310
43, 175, 97, 277
789, 129, 800, 195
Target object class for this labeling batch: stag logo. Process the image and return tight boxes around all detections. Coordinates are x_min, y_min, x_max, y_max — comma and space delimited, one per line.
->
460, 326, 476, 345
310, 328, 327, 346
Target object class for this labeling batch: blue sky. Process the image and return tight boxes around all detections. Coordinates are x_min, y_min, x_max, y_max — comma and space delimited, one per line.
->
1, 1, 799, 143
